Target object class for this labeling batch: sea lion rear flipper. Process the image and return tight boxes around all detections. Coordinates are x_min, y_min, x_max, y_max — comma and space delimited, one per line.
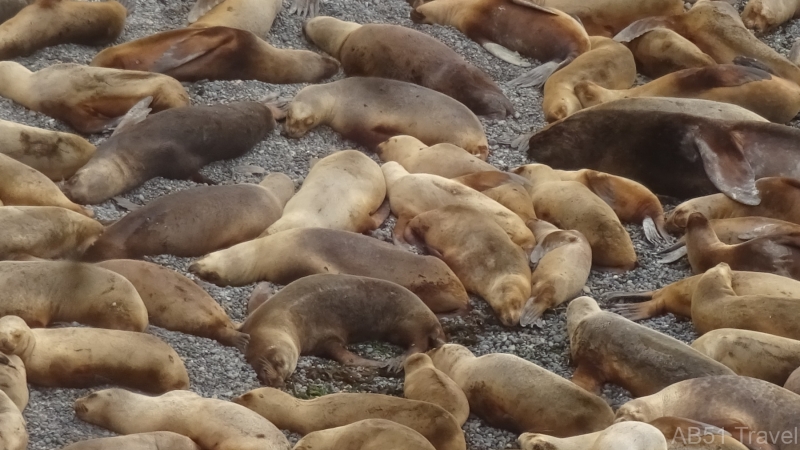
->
508, 60, 564, 88
481, 42, 531, 67
656, 241, 687, 264
614, 16, 675, 43
508, 0, 560, 15
187, 0, 223, 23
110, 96, 152, 137
288, 0, 318, 17
511, 130, 534, 152
151, 27, 239, 73
732, 56, 775, 75
790, 38, 800, 65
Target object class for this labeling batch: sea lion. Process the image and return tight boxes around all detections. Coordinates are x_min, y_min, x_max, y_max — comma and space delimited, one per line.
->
187, 228, 470, 314
521, 219, 592, 326
575, 64, 800, 123
692, 329, 800, 386
233, 388, 465, 450
0, 206, 103, 260
82, 173, 294, 260
785, 367, 800, 394
427, 343, 614, 436
303, 17, 513, 119
513, 164, 637, 269
262, 150, 386, 236
0, 260, 147, 331
0, 0, 131, 60
61, 432, 202, 450
283, 77, 489, 159
91, 26, 339, 84
0, 120, 95, 180
567, 296, 735, 397
95, 259, 249, 351
541, 36, 636, 121
239, 274, 446, 385
0, 62, 189, 134
376, 136, 497, 178
0, 153, 92, 216
0, 316, 188, 392
187, 0, 281, 37
383, 162, 535, 251
74, 389, 291, 450
742, 0, 800, 31
450, 172, 538, 223
543, 0, 684, 37
0, 0, 32, 23
0, 390, 26, 450
63, 100, 276, 204
407, 204, 532, 327
403, 353, 469, 426
0, 353, 27, 411
518, 421, 668, 450
293, 419, 437, 450
626, 29, 716, 79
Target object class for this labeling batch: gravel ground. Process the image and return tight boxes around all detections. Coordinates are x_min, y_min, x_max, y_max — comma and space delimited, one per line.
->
3, 0, 799, 448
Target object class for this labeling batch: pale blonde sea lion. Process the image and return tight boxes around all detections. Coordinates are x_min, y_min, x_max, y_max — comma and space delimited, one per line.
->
293, 419, 437, 450
0, 390, 26, 450
0, 153, 91, 216
403, 353, 470, 426
0, 206, 103, 260
0, 353, 27, 411
61, 432, 201, 450
742, 0, 800, 31
375, 136, 496, 178
519, 421, 668, 450
0, 119, 95, 180
188, 0, 281, 37
626, 29, 716, 79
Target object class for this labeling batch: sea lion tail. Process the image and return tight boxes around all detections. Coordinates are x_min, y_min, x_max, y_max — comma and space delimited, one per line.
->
656, 242, 688, 264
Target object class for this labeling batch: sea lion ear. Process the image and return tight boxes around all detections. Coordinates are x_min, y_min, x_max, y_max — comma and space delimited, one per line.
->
613, 16, 674, 43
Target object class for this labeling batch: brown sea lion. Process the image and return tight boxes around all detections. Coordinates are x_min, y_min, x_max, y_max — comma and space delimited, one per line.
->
0, 261, 147, 330
95, 259, 248, 351
518, 422, 668, 450
543, 0, 684, 37
0, 62, 189, 134
403, 353, 469, 426
427, 343, 614, 436
0, 0, 131, 60
626, 29, 716, 79
187, 0, 281, 37
263, 150, 386, 236
303, 17, 513, 119
785, 367, 800, 394
91, 26, 339, 84
0, 206, 103, 260
742, 0, 800, 31
0, 153, 92, 216
0, 316, 188, 392
82, 174, 294, 260
239, 274, 445, 385
408, 204, 531, 326
0, 353, 27, 411
567, 296, 735, 397
0, 390, 26, 450
61, 432, 202, 450
293, 419, 437, 450
0, 120, 95, 180
188, 228, 470, 314
233, 388, 465, 450
63, 100, 276, 205
74, 389, 291, 450
376, 136, 497, 178
283, 77, 489, 158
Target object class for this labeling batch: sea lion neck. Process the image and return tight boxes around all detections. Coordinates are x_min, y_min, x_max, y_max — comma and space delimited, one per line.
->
0, 62, 33, 105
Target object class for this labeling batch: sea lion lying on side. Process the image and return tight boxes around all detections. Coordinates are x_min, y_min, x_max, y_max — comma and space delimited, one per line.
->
0, 153, 91, 216
0, 119, 95, 180
376, 135, 496, 178
0, 206, 102, 260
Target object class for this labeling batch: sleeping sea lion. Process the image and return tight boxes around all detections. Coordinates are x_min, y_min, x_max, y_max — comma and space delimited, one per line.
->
0, 153, 92, 216
0, 120, 95, 180
293, 420, 437, 450
376, 136, 496, 178
626, 28, 716, 79
0, 390, 26, 450
61, 432, 201, 450
0, 206, 103, 260
0, 353, 27, 411
742, 0, 800, 31
519, 422, 668, 450
403, 353, 469, 426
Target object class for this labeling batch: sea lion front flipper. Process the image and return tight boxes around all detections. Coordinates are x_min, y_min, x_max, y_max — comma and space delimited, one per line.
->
288, 0, 318, 17
508, 60, 562, 88
657, 242, 687, 264
110, 96, 152, 137
732, 56, 775, 75
614, 16, 675, 43
187, 0, 223, 23
481, 42, 531, 67
508, 0, 560, 15
790, 38, 800, 65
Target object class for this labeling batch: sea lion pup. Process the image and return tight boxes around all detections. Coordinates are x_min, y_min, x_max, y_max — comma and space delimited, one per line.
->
91, 27, 339, 84
407, 205, 532, 327
0, 0, 131, 60
303, 17, 513, 119
187, 0, 282, 37
233, 388, 464, 450
82, 174, 294, 261
75, 389, 291, 450
0, 260, 147, 330
383, 162, 535, 250
518, 421, 668, 450
0, 390, 26, 450
0, 206, 103, 260
293, 419, 437, 450
61, 432, 201, 450
188, 228, 470, 314
513, 164, 636, 270
410, 0, 590, 86
575, 64, 800, 123
742, 0, 800, 31
0, 153, 91, 216
521, 219, 591, 326
240, 274, 445, 385
403, 353, 469, 426
95, 259, 248, 351
427, 344, 614, 436
0, 62, 189, 134
262, 151, 385, 236
376, 136, 496, 178
283, 77, 489, 159
0, 353, 27, 411
626, 29, 716, 79
64, 100, 276, 205
0, 120, 95, 180
0, 316, 188, 392
567, 296, 735, 397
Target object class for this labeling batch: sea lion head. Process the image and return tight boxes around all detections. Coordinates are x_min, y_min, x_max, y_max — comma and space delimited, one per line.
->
253, 342, 298, 387
284, 100, 321, 138
73, 389, 122, 424
518, 433, 560, 450
615, 399, 658, 423
63, 161, 124, 205
0, 316, 32, 356
375, 135, 426, 162
427, 343, 475, 374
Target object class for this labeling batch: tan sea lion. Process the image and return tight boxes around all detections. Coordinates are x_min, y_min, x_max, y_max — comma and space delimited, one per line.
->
427, 344, 614, 436
188, 228, 470, 314
61, 432, 202, 450
518, 421, 668, 450
240, 274, 446, 385
95, 259, 249, 351
647, 417, 748, 450
263, 150, 386, 236
0, 120, 95, 180
626, 29, 716, 79
75, 389, 291, 450
0, 316, 188, 392
403, 353, 469, 426
448, 171, 537, 223
408, 204, 532, 327
0, 353, 27, 411
0, 206, 103, 260
303, 17, 513, 119
543, 0, 684, 37
0, 0, 131, 60
376, 136, 496, 178
567, 296, 735, 397
0, 390, 26, 450
0, 0, 32, 23
0, 153, 91, 216
293, 419, 437, 450
0, 260, 147, 331
233, 388, 465, 450
283, 77, 489, 159
785, 367, 800, 394
187, 0, 281, 37
82, 174, 294, 260
0, 62, 189, 134
742, 0, 800, 31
